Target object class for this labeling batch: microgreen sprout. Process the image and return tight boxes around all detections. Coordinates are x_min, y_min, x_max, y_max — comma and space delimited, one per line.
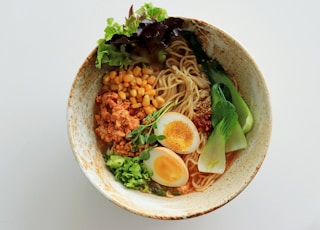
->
127, 101, 178, 152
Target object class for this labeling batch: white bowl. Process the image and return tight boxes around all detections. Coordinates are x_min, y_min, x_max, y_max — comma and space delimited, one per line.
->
67, 18, 272, 219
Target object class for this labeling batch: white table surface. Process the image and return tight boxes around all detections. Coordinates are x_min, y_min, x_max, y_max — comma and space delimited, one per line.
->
1, 0, 319, 229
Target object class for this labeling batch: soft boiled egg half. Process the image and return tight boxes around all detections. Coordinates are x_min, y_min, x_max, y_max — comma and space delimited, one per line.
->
144, 147, 189, 187
155, 112, 200, 154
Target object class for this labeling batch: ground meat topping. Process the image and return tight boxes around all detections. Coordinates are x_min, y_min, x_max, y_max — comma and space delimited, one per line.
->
94, 91, 146, 156
192, 99, 213, 134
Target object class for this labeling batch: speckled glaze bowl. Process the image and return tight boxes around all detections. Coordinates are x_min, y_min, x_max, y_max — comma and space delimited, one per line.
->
67, 18, 272, 219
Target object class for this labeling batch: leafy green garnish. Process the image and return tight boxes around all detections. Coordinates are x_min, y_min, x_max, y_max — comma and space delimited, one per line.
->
95, 3, 183, 69
105, 150, 153, 191
127, 101, 177, 152
135, 3, 168, 22
102, 18, 124, 41
101, 3, 167, 41
96, 43, 131, 68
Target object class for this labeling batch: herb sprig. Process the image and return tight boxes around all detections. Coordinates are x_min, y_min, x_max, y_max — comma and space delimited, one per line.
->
127, 101, 178, 152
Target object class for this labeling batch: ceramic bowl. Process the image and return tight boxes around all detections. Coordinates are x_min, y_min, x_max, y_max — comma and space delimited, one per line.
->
67, 18, 272, 219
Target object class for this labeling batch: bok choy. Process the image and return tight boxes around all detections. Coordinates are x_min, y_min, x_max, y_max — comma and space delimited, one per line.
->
198, 84, 247, 173
181, 30, 252, 174
181, 30, 253, 133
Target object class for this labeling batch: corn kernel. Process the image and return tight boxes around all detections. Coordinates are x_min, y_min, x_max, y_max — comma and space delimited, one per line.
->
123, 74, 134, 83
130, 89, 137, 97
133, 66, 142, 77
152, 99, 158, 108
144, 106, 153, 115
147, 75, 156, 85
118, 84, 124, 91
135, 77, 142, 85
132, 103, 142, 109
141, 79, 148, 86
109, 71, 117, 79
129, 97, 137, 104
141, 74, 149, 80
130, 78, 136, 86
144, 84, 153, 91
144, 105, 156, 115
137, 87, 145, 96
118, 91, 126, 100
145, 89, 156, 96
142, 67, 153, 75
155, 96, 165, 107
142, 95, 150, 107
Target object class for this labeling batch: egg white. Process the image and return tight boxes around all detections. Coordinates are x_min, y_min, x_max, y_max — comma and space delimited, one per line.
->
144, 147, 189, 187
155, 112, 200, 154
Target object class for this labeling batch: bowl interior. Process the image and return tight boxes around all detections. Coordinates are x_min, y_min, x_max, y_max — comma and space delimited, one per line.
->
67, 18, 272, 219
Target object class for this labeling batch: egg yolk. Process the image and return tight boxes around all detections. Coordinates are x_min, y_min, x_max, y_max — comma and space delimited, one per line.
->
163, 121, 193, 153
154, 155, 184, 182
